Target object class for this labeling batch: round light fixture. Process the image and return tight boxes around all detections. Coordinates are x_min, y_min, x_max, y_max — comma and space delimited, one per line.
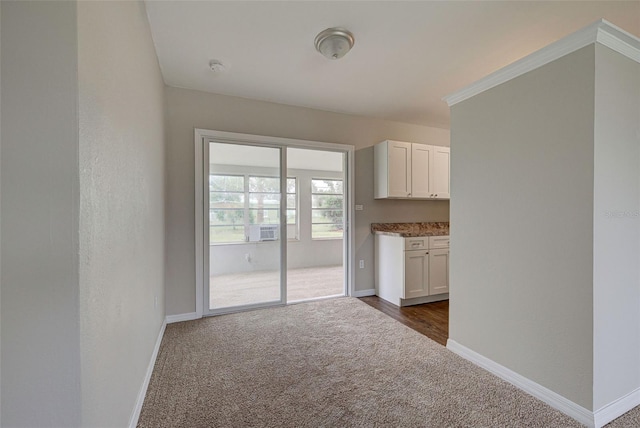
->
314, 28, 355, 60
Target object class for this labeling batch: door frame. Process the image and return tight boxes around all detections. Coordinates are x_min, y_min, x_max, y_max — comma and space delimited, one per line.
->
194, 128, 355, 318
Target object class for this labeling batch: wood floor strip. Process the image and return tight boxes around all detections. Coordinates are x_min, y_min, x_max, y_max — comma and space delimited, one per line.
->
358, 296, 449, 346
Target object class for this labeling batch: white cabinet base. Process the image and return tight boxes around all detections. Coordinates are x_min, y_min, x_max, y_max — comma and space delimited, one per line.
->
375, 234, 405, 305
375, 234, 450, 307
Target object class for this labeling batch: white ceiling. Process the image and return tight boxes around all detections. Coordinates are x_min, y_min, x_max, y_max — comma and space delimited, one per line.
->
145, 1, 640, 129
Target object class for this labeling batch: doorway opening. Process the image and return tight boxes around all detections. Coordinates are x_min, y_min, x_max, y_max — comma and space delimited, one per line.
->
195, 130, 354, 316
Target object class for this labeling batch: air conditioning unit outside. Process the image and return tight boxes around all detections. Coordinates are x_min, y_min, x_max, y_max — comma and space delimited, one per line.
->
248, 224, 279, 242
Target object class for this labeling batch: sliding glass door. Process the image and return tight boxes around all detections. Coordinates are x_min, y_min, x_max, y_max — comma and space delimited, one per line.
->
205, 142, 286, 314
198, 130, 353, 317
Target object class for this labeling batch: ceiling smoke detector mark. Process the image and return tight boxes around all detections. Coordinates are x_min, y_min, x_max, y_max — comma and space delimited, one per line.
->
209, 59, 226, 73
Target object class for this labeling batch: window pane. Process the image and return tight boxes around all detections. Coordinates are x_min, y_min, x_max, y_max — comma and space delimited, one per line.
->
210, 225, 245, 243
209, 209, 244, 225
287, 178, 296, 193
311, 179, 343, 194
249, 209, 279, 224
249, 176, 279, 193
287, 209, 296, 224
312, 194, 343, 209
210, 192, 244, 208
286, 195, 296, 209
210, 175, 244, 192
249, 193, 280, 208
312, 209, 343, 223
312, 223, 344, 239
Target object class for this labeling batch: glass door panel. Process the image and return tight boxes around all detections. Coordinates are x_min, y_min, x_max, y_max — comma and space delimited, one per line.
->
286, 148, 346, 302
207, 142, 284, 313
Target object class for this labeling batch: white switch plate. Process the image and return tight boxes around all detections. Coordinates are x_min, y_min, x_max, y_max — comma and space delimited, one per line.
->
355, 204, 363, 211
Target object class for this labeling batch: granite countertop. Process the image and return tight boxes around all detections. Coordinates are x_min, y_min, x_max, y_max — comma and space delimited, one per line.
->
371, 222, 449, 237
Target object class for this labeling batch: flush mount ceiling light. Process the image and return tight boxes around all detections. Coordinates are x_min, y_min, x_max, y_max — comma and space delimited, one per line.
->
314, 28, 355, 60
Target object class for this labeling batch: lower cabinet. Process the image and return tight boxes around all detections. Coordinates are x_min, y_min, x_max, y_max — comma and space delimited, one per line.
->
404, 249, 430, 299
375, 234, 449, 306
428, 248, 449, 295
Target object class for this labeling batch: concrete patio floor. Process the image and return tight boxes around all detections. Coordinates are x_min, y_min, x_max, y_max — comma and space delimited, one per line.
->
209, 265, 344, 309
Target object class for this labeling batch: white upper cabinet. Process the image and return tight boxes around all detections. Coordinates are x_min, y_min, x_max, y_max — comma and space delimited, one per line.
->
386, 141, 412, 197
411, 144, 431, 198
374, 140, 449, 200
431, 145, 450, 199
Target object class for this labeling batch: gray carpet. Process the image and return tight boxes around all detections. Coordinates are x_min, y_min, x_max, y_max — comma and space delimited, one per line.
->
138, 297, 639, 427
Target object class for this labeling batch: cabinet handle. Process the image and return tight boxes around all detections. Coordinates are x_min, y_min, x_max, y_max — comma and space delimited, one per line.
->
426, 252, 429, 255
435, 194, 438, 197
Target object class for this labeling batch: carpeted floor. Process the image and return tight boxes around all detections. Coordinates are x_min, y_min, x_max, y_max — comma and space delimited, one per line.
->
138, 297, 639, 427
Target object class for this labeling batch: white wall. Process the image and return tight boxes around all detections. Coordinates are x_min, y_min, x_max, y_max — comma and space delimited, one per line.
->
77, 1, 165, 426
449, 46, 596, 409
165, 86, 449, 315
1, 2, 82, 425
592, 44, 640, 410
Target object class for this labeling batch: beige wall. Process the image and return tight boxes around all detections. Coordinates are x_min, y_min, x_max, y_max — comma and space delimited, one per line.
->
1, 2, 82, 425
592, 44, 640, 410
165, 86, 449, 315
449, 46, 596, 409
0, 1, 165, 426
0, 2, 3, 420
77, 1, 165, 426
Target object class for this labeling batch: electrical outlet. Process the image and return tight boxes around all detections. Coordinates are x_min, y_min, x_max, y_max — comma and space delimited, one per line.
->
355, 204, 364, 211
359, 260, 365, 269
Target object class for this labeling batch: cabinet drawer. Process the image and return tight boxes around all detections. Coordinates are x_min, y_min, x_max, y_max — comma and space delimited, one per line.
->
429, 235, 450, 249
405, 237, 427, 250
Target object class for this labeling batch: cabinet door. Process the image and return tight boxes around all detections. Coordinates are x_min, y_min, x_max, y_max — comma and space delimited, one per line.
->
430, 146, 450, 199
404, 249, 429, 299
387, 141, 412, 197
429, 248, 449, 295
411, 144, 431, 198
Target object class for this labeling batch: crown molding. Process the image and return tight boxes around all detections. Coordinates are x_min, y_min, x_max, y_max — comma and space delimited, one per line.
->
444, 19, 640, 107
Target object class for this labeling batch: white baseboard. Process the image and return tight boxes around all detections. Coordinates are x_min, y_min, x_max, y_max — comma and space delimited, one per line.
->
594, 386, 640, 427
352, 288, 375, 297
400, 293, 449, 306
165, 311, 200, 324
129, 319, 167, 428
446, 339, 595, 428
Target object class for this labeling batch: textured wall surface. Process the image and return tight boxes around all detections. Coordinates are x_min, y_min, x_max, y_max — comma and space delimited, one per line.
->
77, 1, 165, 426
165, 86, 450, 315
1, 2, 82, 426
449, 46, 596, 409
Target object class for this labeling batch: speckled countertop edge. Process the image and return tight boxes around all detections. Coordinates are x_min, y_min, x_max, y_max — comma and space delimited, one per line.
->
371, 222, 449, 237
